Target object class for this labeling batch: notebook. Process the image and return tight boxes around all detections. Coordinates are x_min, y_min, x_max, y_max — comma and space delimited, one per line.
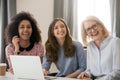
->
10, 55, 45, 80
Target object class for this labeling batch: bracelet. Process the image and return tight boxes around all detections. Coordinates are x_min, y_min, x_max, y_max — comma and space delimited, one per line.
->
14, 52, 20, 55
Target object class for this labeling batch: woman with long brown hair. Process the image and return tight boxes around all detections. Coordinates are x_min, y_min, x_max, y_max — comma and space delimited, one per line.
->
42, 18, 86, 78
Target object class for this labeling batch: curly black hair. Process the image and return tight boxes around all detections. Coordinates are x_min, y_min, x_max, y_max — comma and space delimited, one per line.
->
5, 11, 42, 44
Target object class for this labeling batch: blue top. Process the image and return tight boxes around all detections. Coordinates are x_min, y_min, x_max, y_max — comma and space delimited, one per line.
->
42, 41, 86, 77
86, 36, 120, 80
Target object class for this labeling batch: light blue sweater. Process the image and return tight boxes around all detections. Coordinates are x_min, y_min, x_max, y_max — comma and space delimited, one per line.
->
42, 41, 86, 77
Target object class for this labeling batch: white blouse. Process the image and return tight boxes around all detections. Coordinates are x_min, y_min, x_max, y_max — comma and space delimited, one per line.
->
86, 36, 120, 80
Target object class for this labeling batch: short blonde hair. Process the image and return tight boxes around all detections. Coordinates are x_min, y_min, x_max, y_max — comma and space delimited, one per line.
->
81, 16, 110, 46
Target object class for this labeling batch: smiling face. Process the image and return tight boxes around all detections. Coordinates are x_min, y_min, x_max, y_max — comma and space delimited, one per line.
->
84, 21, 104, 42
18, 20, 32, 41
53, 20, 67, 41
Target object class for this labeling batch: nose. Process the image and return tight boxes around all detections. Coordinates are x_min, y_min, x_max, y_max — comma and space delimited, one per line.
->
58, 27, 62, 31
23, 27, 28, 32
91, 28, 95, 32
24, 27, 27, 30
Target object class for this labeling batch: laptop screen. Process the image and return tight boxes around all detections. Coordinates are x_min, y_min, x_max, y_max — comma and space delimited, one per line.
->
10, 55, 45, 80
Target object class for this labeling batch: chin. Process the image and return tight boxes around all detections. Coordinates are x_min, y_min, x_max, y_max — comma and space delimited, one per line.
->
22, 38, 30, 40
92, 37, 98, 41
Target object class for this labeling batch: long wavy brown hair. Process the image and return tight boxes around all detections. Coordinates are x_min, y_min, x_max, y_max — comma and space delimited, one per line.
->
45, 18, 76, 62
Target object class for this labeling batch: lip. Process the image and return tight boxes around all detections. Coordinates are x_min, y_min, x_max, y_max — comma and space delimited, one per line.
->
57, 32, 64, 35
91, 31, 98, 36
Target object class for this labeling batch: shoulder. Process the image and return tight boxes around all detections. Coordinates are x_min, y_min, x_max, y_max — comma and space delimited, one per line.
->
110, 36, 120, 45
72, 41, 84, 49
88, 41, 94, 45
34, 42, 44, 49
112, 37, 120, 42
73, 41, 85, 56
103, 36, 120, 44
73, 41, 82, 46
34, 42, 43, 46
5, 44, 14, 50
5, 44, 15, 55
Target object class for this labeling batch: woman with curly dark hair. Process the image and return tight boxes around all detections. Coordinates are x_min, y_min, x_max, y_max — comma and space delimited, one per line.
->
42, 18, 86, 78
5, 11, 44, 74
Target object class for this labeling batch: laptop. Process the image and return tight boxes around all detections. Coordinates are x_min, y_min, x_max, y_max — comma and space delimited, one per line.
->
10, 55, 45, 80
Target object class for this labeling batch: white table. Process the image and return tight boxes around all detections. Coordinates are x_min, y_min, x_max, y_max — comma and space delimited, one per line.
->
0, 72, 80, 80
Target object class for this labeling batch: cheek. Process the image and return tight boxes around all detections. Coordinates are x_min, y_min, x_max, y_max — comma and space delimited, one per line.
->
87, 33, 92, 37
53, 30, 57, 36
18, 29, 22, 34
97, 26, 103, 32
30, 29, 32, 34
98, 28, 104, 35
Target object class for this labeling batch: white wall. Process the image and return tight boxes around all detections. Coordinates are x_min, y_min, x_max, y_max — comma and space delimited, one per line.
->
16, 0, 54, 45
16, 0, 58, 72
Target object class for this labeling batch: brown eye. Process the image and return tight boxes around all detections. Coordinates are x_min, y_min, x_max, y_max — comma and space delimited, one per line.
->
19, 25, 25, 28
27, 25, 32, 28
54, 26, 58, 29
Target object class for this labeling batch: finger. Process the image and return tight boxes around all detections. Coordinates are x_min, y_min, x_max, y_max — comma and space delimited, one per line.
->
43, 69, 48, 76
81, 73, 85, 78
85, 73, 89, 77
77, 75, 80, 78
12, 36, 19, 39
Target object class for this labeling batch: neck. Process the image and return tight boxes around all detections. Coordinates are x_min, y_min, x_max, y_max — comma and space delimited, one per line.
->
57, 38, 65, 46
95, 36, 105, 48
19, 40, 31, 48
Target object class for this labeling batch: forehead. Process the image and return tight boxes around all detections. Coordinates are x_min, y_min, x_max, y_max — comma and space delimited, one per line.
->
55, 20, 65, 26
84, 21, 96, 28
19, 20, 30, 24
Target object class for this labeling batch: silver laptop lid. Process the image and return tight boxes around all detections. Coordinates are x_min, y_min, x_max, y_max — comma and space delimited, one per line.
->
10, 55, 45, 80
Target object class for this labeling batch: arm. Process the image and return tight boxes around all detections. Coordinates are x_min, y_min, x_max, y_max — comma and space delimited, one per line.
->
5, 36, 20, 73
106, 38, 120, 80
66, 42, 86, 78
76, 42, 86, 75
42, 55, 52, 76
5, 44, 15, 74
66, 71, 79, 78
12, 36, 20, 54
77, 71, 90, 79
36, 43, 44, 63
85, 49, 92, 78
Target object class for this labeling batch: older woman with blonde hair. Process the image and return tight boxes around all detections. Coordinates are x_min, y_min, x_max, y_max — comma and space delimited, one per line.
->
77, 16, 120, 80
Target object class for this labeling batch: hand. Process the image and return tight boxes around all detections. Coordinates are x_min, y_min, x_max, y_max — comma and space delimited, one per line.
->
82, 77, 92, 80
65, 71, 79, 78
8, 67, 14, 74
43, 69, 49, 76
77, 72, 90, 79
12, 36, 20, 53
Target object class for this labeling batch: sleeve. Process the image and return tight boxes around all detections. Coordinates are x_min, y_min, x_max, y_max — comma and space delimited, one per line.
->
75, 42, 86, 74
85, 45, 92, 77
5, 45, 14, 59
42, 55, 52, 71
5, 44, 15, 66
36, 43, 44, 57
106, 38, 120, 80
85, 46, 92, 77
